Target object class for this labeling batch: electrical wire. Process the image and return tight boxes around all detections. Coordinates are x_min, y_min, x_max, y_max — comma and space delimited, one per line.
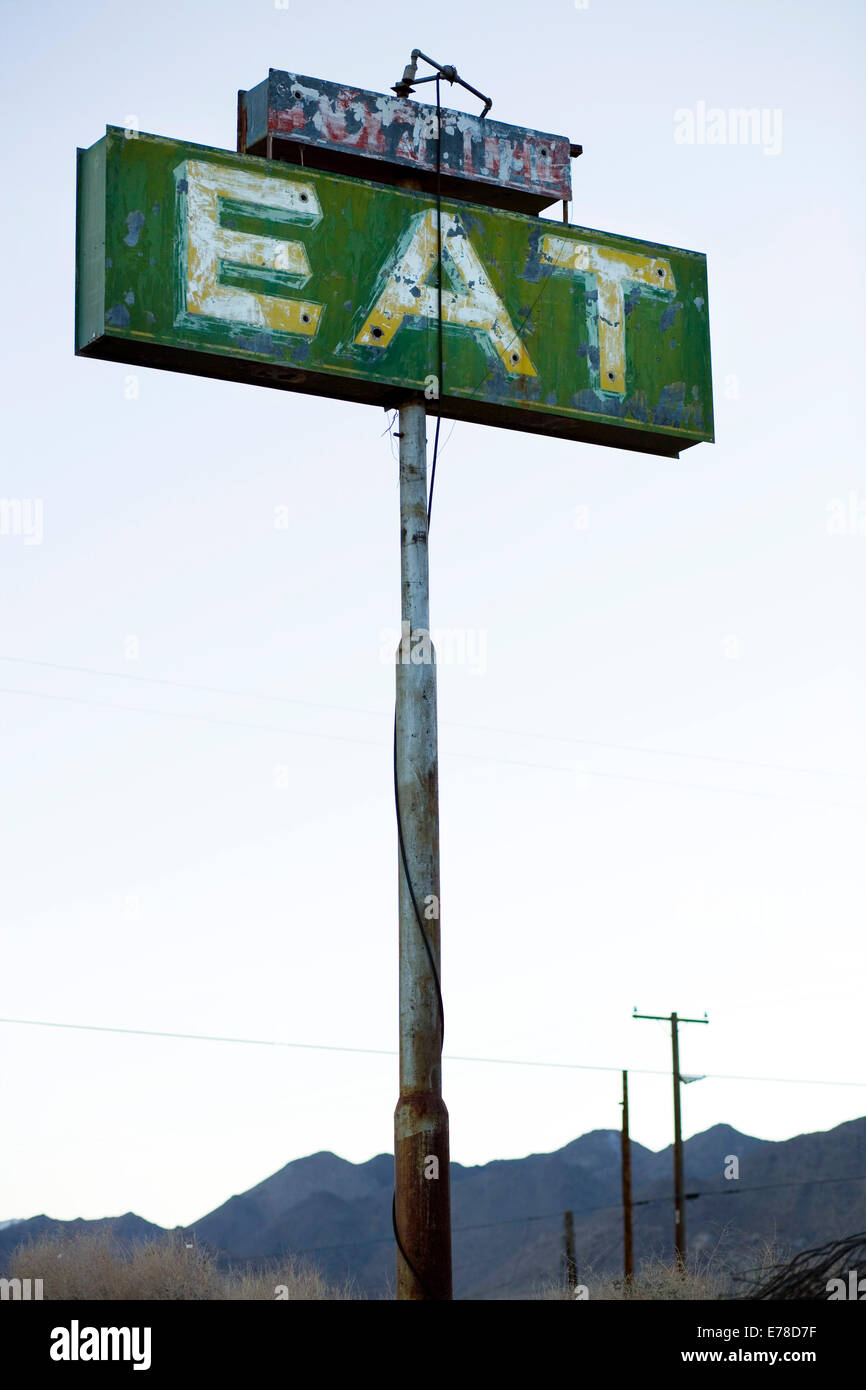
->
3, 1016, 866, 1090
290, 1172, 866, 1257
391, 1191, 436, 1299
0, 656, 861, 785
392, 716, 445, 1051
390, 72, 445, 1051
2, 683, 862, 812
461, 208, 577, 409
388, 75, 446, 1297
5, 1008, 864, 1284
425, 76, 443, 533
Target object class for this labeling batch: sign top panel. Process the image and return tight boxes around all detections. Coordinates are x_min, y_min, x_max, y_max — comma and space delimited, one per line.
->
238, 69, 576, 215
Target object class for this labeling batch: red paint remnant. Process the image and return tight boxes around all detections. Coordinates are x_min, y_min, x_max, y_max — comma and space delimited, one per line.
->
273, 107, 307, 136
240, 71, 575, 212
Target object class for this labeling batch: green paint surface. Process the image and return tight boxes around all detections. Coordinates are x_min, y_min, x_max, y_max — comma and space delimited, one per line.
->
76, 127, 713, 455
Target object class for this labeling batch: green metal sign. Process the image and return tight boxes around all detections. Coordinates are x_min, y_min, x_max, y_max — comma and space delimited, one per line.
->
76, 127, 713, 456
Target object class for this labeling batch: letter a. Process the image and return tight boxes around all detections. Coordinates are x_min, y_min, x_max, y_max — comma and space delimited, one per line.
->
355, 210, 535, 376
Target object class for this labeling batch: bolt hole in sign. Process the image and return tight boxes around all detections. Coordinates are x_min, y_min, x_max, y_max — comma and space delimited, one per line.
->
76, 127, 713, 458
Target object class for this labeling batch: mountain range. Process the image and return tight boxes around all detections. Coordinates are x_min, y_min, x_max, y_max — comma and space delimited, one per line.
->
3, 1117, 864, 1298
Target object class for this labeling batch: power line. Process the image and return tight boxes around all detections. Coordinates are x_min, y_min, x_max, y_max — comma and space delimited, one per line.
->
0, 1016, 395, 1058
2, 683, 863, 812
0, 685, 384, 751
0, 655, 861, 784
2, 1016, 865, 1089
289, 1173, 866, 1257
678, 1174, 866, 1202
0, 655, 376, 715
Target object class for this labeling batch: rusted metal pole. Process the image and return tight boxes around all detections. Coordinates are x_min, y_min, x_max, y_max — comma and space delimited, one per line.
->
671, 1012, 685, 1271
621, 1069, 634, 1286
393, 399, 452, 1300
563, 1210, 577, 1293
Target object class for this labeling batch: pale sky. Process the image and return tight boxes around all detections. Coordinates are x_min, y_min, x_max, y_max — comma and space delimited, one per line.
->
1, 0, 864, 1230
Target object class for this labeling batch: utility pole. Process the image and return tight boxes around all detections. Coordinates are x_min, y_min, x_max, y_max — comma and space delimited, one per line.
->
633, 1010, 708, 1270
563, 1210, 577, 1294
620, 1069, 634, 1287
393, 400, 452, 1300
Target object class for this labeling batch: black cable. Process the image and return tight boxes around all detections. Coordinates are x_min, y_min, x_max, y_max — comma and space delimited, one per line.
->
453, 198, 581, 412
392, 715, 445, 1050
391, 1191, 437, 1299
426, 76, 443, 532
391, 311, 446, 1059
390, 88, 447, 1291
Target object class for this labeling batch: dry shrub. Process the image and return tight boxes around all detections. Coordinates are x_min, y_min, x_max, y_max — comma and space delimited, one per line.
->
587, 1258, 728, 1301
228, 1259, 361, 1301
7, 1232, 356, 1301
537, 1257, 729, 1301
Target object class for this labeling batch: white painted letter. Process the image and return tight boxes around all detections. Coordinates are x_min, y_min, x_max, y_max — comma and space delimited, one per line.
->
176, 160, 323, 337
356, 210, 535, 376
540, 236, 675, 394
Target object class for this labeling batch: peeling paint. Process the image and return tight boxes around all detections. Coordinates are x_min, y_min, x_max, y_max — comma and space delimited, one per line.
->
123, 210, 146, 246
241, 70, 573, 213
540, 234, 675, 395
77, 127, 713, 457
176, 159, 323, 338
653, 382, 688, 428
353, 208, 535, 377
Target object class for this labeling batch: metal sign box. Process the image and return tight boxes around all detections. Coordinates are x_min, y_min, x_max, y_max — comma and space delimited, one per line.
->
75, 127, 713, 457
237, 69, 577, 215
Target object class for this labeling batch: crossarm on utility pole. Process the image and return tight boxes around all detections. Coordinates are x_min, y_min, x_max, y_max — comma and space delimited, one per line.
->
633, 1010, 708, 1271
